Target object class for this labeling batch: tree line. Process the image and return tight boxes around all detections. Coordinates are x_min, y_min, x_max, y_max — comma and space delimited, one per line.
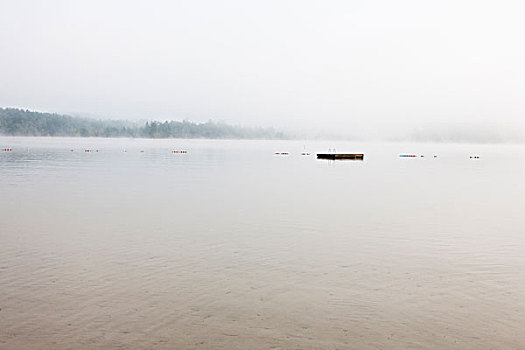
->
0, 108, 287, 139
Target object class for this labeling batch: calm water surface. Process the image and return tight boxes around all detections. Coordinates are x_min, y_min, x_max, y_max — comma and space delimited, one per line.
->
1, 137, 525, 349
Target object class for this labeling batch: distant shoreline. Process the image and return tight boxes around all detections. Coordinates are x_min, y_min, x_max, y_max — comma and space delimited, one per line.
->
0, 108, 288, 140
2, 107, 524, 144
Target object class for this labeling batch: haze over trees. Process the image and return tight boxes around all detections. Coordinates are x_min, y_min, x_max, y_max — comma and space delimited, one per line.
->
0, 108, 287, 139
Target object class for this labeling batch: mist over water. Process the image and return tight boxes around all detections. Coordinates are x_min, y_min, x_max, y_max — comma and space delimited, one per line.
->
2, 0, 525, 348
1, 137, 525, 349
2, 1, 525, 137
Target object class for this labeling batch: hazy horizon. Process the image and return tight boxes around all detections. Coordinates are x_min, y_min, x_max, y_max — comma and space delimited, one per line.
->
1, 0, 525, 139
2, 106, 524, 143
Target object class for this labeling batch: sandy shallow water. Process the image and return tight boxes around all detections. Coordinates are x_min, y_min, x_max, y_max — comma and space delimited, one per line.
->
1, 137, 525, 349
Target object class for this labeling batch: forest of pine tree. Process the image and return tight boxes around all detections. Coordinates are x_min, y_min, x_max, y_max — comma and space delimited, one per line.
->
0, 108, 287, 139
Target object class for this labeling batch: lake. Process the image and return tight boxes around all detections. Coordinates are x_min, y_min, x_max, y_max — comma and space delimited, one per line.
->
1, 137, 524, 349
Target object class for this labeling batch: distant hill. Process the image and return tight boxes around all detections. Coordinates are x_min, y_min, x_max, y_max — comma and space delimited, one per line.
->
0, 108, 287, 139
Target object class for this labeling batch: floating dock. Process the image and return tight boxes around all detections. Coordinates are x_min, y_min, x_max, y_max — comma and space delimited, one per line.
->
317, 153, 364, 160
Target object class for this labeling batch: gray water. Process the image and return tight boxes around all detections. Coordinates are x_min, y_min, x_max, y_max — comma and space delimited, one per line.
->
1, 137, 525, 349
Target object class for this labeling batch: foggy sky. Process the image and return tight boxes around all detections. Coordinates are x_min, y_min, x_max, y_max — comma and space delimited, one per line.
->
1, 0, 524, 136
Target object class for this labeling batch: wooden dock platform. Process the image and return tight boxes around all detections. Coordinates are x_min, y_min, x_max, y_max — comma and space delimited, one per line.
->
317, 153, 364, 160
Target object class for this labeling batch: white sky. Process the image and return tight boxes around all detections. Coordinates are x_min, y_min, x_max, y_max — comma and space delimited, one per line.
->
1, 0, 524, 135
